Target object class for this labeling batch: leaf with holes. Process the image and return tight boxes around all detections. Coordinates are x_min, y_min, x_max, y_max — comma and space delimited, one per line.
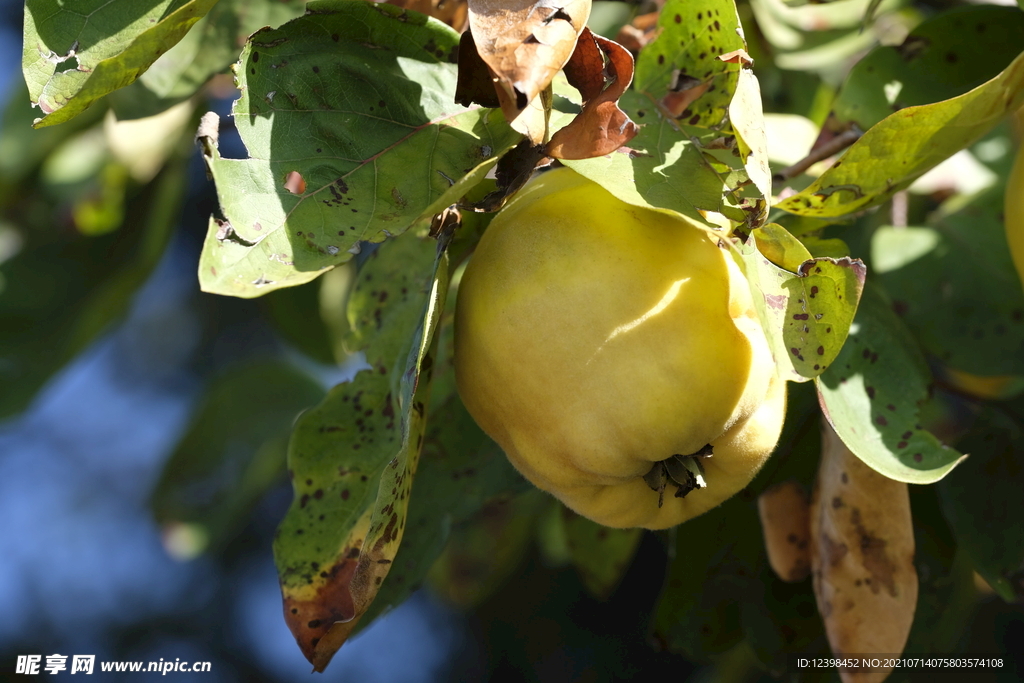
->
833, 6, 1024, 131
775, 51, 1024, 218
735, 227, 865, 382
23, 0, 218, 127
816, 285, 967, 484
198, 0, 519, 298
274, 231, 450, 672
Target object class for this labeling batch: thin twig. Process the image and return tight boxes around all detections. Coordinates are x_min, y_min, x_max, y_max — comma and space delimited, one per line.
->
773, 128, 863, 182
890, 190, 908, 228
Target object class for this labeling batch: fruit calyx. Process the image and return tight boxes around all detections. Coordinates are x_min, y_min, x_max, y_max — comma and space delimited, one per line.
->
643, 445, 714, 507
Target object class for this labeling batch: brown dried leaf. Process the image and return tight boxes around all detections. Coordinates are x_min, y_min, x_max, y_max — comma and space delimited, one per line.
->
811, 422, 917, 683
718, 48, 753, 66
467, 0, 590, 123
546, 29, 638, 160
659, 73, 710, 119
614, 11, 660, 53
758, 480, 811, 583
281, 509, 373, 670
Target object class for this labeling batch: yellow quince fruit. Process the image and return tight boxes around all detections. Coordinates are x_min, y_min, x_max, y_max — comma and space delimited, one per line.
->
454, 168, 785, 529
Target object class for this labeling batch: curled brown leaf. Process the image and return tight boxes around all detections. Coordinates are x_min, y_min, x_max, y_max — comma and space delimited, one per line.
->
546, 29, 638, 160
615, 11, 660, 53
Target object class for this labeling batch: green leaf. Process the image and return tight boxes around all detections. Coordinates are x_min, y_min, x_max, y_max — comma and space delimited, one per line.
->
871, 188, 1024, 377
150, 359, 325, 556
776, 51, 1024, 218
833, 6, 1024, 131
561, 91, 728, 223
741, 563, 825, 674
749, 0, 889, 73
652, 498, 762, 660
633, 0, 745, 126
736, 227, 865, 382
740, 383, 828, 672
141, 0, 306, 102
815, 285, 967, 484
22, 0, 218, 127
938, 402, 1024, 603
587, 1, 635, 38
273, 230, 449, 671
356, 300, 529, 626
344, 236, 441, 373
198, 0, 519, 298
359, 391, 529, 626
259, 279, 338, 366
904, 484, 976, 654
562, 513, 643, 601
0, 156, 185, 419
428, 490, 544, 608
562, 0, 752, 223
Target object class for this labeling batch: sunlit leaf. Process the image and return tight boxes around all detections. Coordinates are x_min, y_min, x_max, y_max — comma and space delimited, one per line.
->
816, 286, 967, 484
776, 52, 1024, 218
833, 6, 1024, 131
736, 226, 865, 382
198, 0, 519, 298
562, 0, 753, 222
23, 0, 218, 127
730, 68, 772, 206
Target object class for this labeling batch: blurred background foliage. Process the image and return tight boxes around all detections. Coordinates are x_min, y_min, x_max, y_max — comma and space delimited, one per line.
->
1, 0, 1023, 680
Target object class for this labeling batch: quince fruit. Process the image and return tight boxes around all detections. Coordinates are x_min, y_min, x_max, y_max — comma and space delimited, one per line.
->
454, 168, 785, 529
